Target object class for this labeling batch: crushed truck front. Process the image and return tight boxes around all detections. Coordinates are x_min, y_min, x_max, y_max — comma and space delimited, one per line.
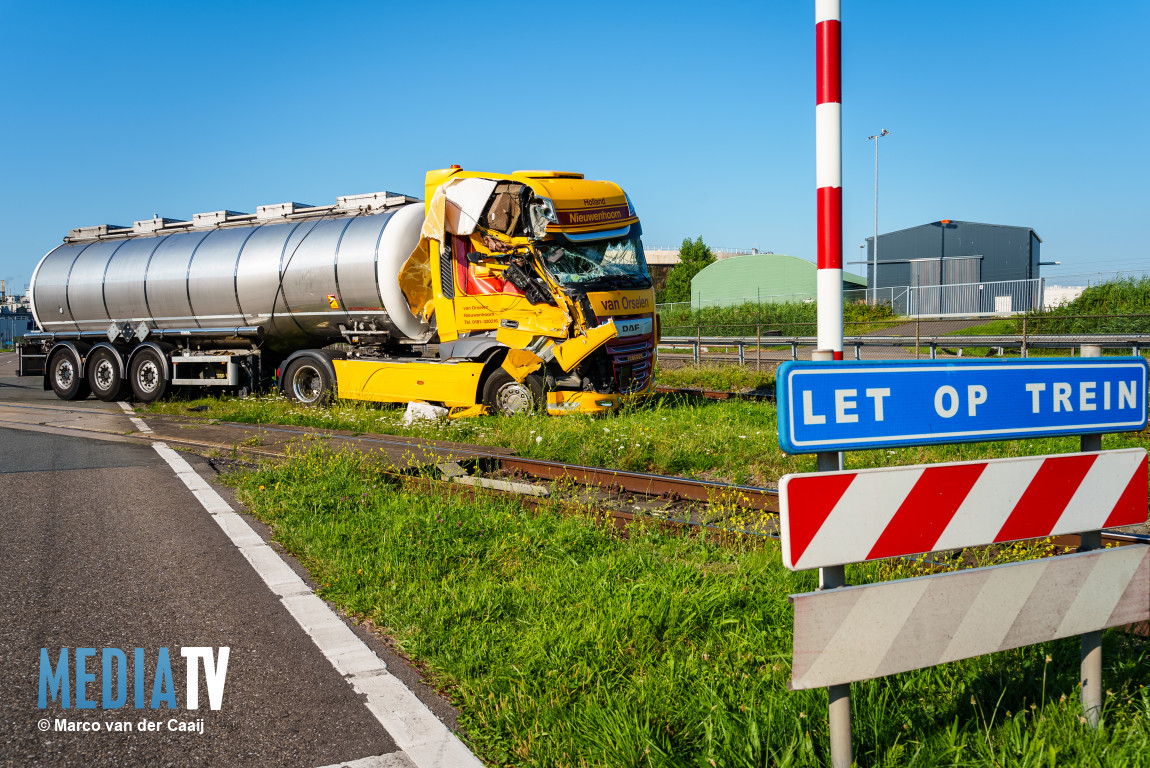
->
417, 168, 658, 415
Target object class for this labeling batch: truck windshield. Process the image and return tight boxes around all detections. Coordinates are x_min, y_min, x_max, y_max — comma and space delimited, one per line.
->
536, 237, 651, 288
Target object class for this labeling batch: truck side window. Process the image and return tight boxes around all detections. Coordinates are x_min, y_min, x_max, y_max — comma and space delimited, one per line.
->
452, 235, 523, 297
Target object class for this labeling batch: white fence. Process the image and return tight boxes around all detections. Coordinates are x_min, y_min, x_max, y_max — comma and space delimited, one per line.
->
902, 278, 1044, 317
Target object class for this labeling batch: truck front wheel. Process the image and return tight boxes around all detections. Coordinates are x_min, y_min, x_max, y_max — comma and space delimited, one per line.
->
87, 348, 127, 402
129, 348, 169, 403
48, 350, 90, 401
284, 358, 333, 406
482, 370, 544, 416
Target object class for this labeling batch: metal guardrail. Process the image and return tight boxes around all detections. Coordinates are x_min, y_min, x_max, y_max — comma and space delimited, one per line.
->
659, 334, 1150, 366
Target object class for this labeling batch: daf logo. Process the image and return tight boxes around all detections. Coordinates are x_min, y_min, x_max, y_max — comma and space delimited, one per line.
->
614, 317, 653, 338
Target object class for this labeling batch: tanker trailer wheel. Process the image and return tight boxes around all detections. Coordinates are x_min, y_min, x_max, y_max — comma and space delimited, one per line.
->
129, 348, 169, 403
87, 348, 128, 402
482, 370, 544, 416
284, 358, 333, 406
48, 350, 90, 401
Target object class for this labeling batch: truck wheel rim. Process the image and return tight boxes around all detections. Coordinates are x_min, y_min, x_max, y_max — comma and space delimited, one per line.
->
94, 359, 115, 390
55, 359, 75, 389
291, 366, 323, 403
495, 381, 533, 415
137, 360, 159, 393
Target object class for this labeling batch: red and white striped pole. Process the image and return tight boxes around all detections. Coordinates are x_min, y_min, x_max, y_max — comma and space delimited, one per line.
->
816, 0, 843, 360
815, 10, 851, 766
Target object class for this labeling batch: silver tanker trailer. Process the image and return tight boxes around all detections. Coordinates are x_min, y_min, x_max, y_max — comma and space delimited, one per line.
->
21, 190, 426, 402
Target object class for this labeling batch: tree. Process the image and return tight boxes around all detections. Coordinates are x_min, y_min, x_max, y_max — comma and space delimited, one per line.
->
657, 236, 715, 304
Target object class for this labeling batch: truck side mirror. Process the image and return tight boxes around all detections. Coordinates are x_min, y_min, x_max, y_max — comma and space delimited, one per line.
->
467, 252, 486, 264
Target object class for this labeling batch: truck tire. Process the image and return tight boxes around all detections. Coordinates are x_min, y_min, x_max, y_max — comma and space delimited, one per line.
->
129, 348, 169, 403
87, 348, 127, 402
284, 357, 333, 406
482, 370, 544, 416
48, 350, 90, 401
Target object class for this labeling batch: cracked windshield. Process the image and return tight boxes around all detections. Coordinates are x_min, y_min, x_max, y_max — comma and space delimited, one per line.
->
537, 237, 651, 288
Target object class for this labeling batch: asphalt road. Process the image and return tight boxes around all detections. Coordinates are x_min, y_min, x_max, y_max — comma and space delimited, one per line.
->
0, 354, 464, 767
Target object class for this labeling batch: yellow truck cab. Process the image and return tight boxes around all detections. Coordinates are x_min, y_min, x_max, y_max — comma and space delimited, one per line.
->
328, 167, 658, 416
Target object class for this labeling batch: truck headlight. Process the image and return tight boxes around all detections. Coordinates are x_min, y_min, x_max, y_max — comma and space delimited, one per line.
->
528, 197, 559, 237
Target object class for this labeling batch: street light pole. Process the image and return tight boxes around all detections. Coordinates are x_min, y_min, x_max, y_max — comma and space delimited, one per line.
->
867, 129, 890, 304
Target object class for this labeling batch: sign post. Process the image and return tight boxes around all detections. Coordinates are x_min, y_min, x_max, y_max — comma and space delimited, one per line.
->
1079, 344, 1103, 728
810, 350, 850, 765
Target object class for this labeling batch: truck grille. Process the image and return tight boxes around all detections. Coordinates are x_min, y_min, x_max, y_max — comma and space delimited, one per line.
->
602, 314, 655, 393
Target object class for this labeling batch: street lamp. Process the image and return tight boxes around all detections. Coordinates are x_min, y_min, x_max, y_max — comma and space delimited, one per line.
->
867, 129, 890, 304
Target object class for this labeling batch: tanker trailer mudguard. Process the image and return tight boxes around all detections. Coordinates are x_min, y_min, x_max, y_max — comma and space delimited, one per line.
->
21, 167, 658, 416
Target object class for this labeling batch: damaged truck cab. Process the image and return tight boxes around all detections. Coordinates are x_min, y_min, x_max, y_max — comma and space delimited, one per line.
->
336, 167, 659, 416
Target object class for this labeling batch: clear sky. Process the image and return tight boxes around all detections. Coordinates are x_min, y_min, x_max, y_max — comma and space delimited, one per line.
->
1, 1, 1146, 294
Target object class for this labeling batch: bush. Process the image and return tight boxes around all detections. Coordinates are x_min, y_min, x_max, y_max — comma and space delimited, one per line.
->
1028, 277, 1150, 334
656, 236, 714, 304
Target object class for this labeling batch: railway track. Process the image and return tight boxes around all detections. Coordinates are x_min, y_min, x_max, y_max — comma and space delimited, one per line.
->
652, 385, 774, 402
12, 401, 1143, 558
163, 417, 1145, 561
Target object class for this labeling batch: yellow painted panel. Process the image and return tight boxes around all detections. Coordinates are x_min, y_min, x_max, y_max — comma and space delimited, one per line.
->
586, 289, 655, 317
545, 378, 655, 415
545, 390, 619, 415
333, 359, 484, 406
552, 321, 618, 372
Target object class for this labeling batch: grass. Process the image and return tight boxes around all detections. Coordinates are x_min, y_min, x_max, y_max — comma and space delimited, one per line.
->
655, 363, 775, 393
226, 448, 1150, 767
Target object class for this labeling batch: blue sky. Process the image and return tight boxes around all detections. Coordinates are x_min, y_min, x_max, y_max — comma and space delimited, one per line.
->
1, 1, 1146, 293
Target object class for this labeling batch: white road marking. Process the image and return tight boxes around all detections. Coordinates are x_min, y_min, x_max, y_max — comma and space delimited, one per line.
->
150, 440, 482, 768
315, 752, 418, 768
117, 400, 153, 433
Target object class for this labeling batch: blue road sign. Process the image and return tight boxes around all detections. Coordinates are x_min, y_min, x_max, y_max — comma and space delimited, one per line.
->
776, 357, 1149, 454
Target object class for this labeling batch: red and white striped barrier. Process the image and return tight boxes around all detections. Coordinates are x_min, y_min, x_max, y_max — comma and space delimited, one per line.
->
780, 448, 1148, 570
816, 0, 842, 358
791, 544, 1150, 689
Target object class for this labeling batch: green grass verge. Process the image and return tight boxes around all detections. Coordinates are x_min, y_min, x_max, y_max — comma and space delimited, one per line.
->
227, 449, 1150, 767
655, 364, 775, 393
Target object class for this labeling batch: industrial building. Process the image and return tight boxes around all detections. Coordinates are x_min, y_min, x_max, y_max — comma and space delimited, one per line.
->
1, 306, 33, 347
689, 253, 866, 308
864, 220, 1043, 315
